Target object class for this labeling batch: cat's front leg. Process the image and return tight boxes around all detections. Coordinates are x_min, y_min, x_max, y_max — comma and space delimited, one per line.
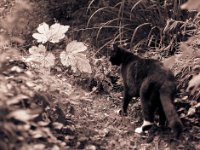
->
119, 90, 132, 116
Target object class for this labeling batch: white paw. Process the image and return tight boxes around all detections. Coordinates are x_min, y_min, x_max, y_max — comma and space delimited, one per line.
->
135, 127, 143, 134
142, 120, 153, 126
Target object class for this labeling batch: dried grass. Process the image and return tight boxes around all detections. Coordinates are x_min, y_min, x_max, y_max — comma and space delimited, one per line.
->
87, 0, 199, 56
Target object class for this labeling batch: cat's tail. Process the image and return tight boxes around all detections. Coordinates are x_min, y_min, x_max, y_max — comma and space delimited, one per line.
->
159, 81, 183, 138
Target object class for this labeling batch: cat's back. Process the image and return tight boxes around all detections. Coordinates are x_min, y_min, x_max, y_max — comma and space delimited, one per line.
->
128, 57, 175, 80
144, 58, 175, 82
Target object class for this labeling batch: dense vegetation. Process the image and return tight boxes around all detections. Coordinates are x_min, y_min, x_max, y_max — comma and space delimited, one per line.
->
0, 0, 199, 149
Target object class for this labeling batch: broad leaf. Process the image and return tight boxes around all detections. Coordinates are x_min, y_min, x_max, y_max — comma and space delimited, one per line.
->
32, 22, 70, 44
49, 23, 69, 43
60, 41, 92, 73
26, 44, 55, 68
29, 44, 46, 55
32, 23, 49, 44
76, 53, 92, 73
66, 40, 87, 54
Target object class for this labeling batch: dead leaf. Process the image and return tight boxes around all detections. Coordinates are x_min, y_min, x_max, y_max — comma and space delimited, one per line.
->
187, 74, 200, 95
30, 129, 45, 139
53, 122, 64, 130
187, 107, 196, 116
8, 110, 38, 122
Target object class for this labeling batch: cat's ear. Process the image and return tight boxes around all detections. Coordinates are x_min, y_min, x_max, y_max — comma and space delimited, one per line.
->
113, 43, 120, 51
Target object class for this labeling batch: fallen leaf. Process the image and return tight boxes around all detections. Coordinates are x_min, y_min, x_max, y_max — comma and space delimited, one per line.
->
53, 122, 64, 130
187, 107, 196, 117
8, 109, 38, 122
187, 74, 200, 95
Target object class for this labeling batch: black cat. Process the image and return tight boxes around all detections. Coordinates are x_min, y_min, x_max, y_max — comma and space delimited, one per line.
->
110, 44, 183, 137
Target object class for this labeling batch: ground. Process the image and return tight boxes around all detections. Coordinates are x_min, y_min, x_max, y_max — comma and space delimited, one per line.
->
0, 0, 200, 150
63, 90, 199, 150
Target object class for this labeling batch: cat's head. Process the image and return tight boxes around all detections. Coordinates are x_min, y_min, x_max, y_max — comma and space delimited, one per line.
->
109, 44, 125, 66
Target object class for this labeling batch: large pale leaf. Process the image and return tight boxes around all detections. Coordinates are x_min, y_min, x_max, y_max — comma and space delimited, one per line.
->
39, 53, 55, 68
76, 53, 92, 73
27, 53, 55, 68
37, 22, 49, 34
66, 40, 87, 53
60, 51, 77, 72
60, 41, 92, 73
29, 44, 46, 55
32, 22, 70, 44
48, 23, 70, 43
32, 22, 49, 43
26, 45, 55, 68
32, 33, 49, 44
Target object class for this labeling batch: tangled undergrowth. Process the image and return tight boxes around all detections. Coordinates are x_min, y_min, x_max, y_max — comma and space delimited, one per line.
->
86, 0, 198, 55
0, 50, 66, 149
0, 0, 200, 149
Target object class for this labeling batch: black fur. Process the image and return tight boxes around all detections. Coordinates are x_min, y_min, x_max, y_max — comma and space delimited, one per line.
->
110, 44, 183, 137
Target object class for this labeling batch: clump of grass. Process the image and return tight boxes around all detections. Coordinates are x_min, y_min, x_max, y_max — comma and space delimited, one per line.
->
87, 0, 199, 56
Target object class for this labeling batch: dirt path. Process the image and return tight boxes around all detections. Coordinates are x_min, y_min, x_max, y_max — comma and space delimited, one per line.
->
71, 93, 138, 150
65, 90, 195, 150
57, 85, 199, 150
